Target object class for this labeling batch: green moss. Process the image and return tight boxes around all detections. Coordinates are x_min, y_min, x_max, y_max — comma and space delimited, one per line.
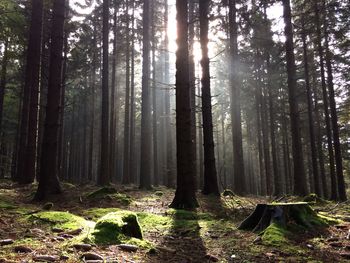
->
88, 211, 143, 245
136, 212, 171, 231
0, 200, 17, 209
30, 211, 93, 231
87, 187, 118, 199
108, 193, 133, 205
261, 222, 289, 246
165, 209, 213, 221
83, 208, 121, 220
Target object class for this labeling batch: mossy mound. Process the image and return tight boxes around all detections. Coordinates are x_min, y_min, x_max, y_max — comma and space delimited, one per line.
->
30, 211, 93, 231
239, 203, 331, 246
88, 211, 143, 245
87, 187, 118, 199
0, 200, 17, 209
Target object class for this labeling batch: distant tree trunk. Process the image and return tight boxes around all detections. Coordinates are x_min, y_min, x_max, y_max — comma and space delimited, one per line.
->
129, 0, 136, 184
17, 0, 43, 184
170, 0, 198, 209
199, 0, 219, 196
139, 0, 152, 189
301, 18, 321, 196
197, 78, 204, 188
229, 0, 245, 195
123, 1, 131, 184
163, 0, 174, 188
323, 5, 346, 201
34, 0, 65, 200
221, 103, 227, 188
282, 0, 307, 196
313, 0, 337, 200
98, 0, 110, 185
110, 4, 118, 182
0, 39, 8, 132
151, 1, 159, 186
88, 24, 97, 182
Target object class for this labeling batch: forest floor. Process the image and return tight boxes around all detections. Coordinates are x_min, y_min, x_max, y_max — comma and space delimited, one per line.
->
0, 180, 350, 263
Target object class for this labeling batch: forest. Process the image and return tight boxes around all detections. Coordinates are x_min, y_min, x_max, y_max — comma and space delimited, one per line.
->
0, 0, 349, 262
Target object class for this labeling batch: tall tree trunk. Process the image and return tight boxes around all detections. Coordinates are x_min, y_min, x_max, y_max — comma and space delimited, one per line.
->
313, 0, 337, 200
199, 0, 219, 196
151, 1, 159, 186
98, 0, 110, 185
110, 4, 118, 182
323, 4, 346, 201
301, 18, 321, 196
129, 0, 136, 184
282, 0, 307, 196
139, 0, 152, 189
170, 0, 198, 209
229, 0, 245, 195
17, 0, 43, 184
123, 1, 131, 184
163, 0, 174, 188
34, 0, 65, 200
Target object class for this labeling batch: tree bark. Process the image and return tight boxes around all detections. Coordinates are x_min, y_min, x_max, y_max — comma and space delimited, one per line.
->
35, 0, 65, 200
199, 0, 219, 196
170, 0, 198, 209
229, 0, 245, 195
282, 0, 307, 196
98, 0, 110, 185
139, 0, 152, 189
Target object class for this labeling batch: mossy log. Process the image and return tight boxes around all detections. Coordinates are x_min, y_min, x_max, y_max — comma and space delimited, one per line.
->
238, 202, 327, 233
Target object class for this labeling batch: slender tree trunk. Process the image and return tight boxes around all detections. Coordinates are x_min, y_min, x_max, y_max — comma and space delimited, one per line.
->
282, 0, 307, 196
163, 0, 174, 188
170, 0, 198, 209
110, 4, 118, 182
123, 1, 131, 184
17, 0, 43, 184
229, 0, 245, 195
99, 0, 110, 185
129, 0, 136, 184
323, 4, 347, 201
199, 0, 219, 196
35, 0, 65, 200
314, 0, 337, 200
301, 19, 321, 196
151, 1, 159, 186
139, 0, 152, 189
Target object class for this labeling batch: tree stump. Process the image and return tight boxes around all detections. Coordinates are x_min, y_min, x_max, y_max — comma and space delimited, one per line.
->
239, 202, 327, 233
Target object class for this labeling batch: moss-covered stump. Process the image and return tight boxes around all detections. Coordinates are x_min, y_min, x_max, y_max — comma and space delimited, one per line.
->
88, 211, 143, 245
239, 203, 328, 232
239, 203, 330, 246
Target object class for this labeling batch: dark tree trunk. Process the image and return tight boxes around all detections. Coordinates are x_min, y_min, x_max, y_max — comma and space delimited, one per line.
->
34, 0, 65, 200
170, 0, 198, 209
199, 0, 219, 196
323, 7, 346, 201
313, 0, 337, 200
139, 0, 152, 189
229, 0, 245, 195
301, 19, 321, 196
17, 0, 43, 184
99, 0, 110, 185
282, 0, 307, 196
